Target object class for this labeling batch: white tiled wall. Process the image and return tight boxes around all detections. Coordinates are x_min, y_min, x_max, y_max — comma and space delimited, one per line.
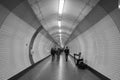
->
89, 15, 120, 80
0, 5, 54, 80
0, 12, 36, 79
68, 15, 120, 80
32, 31, 54, 63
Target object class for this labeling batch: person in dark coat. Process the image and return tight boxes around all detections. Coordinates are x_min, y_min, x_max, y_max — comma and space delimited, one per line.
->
51, 47, 55, 61
56, 48, 60, 61
64, 46, 69, 61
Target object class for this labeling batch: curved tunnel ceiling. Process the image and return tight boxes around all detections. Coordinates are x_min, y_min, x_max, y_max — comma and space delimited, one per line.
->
52, 32, 69, 44
28, 0, 100, 46
66, 0, 118, 45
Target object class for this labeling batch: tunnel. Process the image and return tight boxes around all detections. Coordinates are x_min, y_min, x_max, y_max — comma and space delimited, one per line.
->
0, 0, 120, 80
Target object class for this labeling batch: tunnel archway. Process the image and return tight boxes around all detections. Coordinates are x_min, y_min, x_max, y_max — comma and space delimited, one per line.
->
29, 26, 43, 64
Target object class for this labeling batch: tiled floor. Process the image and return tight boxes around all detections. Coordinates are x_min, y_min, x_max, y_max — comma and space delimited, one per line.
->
18, 54, 100, 80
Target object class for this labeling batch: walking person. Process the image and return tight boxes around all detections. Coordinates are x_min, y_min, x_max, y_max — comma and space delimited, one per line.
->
58, 48, 62, 61
51, 47, 55, 61
64, 46, 69, 62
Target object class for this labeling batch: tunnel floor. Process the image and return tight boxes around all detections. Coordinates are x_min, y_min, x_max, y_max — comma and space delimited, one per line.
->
18, 53, 100, 80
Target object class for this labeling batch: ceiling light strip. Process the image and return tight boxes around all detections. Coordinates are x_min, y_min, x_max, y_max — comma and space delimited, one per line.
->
60, 33, 63, 47
59, 29, 62, 33
59, 0, 65, 15
58, 21, 61, 27
119, 0, 120, 9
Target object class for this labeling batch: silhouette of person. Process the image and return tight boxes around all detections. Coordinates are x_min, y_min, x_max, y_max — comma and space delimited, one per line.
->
76, 52, 82, 66
51, 47, 55, 61
56, 48, 60, 61
64, 46, 69, 61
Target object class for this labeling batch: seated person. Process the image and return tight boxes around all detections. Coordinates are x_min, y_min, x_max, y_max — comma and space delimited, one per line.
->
74, 52, 87, 69
76, 58, 83, 66
74, 52, 81, 64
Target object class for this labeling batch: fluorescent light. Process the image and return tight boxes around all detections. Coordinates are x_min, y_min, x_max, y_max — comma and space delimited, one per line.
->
59, 33, 63, 47
119, 4, 120, 9
59, 0, 65, 15
58, 21, 61, 27
59, 29, 62, 33
119, 0, 120, 9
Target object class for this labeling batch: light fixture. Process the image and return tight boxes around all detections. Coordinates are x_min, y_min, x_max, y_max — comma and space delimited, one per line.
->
59, 33, 63, 48
59, 0, 65, 15
59, 29, 62, 33
119, 0, 120, 9
58, 0, 64, 47
58, 20, 61, 27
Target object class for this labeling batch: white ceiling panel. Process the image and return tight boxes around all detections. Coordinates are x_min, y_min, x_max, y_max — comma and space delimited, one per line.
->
28, 0, 100, 45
